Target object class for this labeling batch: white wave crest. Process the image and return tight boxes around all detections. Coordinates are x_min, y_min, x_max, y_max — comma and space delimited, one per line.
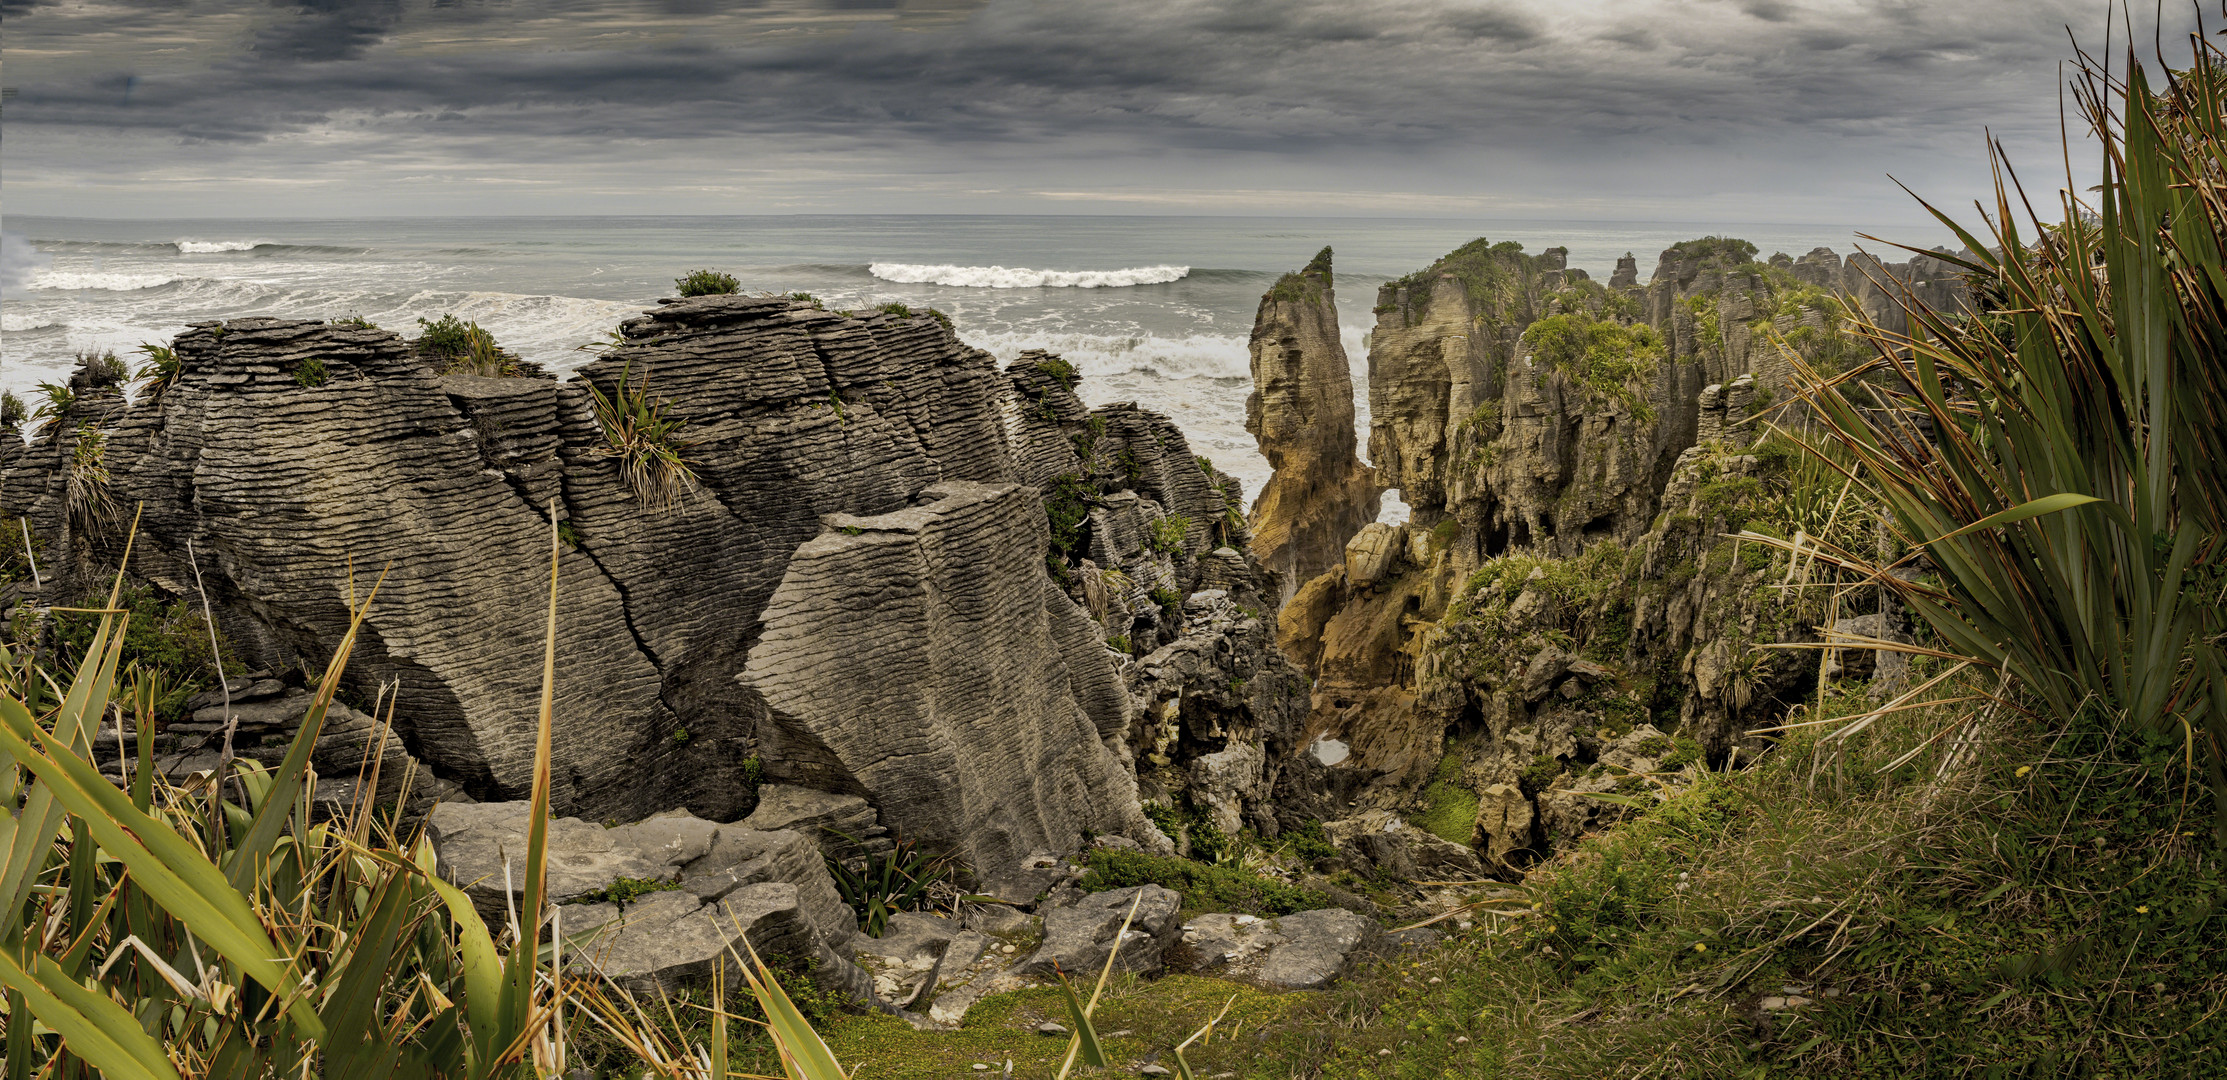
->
29, 271, 178, 291
1, 314, 60, 332
963, 330, 1248, 382
869, 262, 1189, 289
174, 239, 261, 253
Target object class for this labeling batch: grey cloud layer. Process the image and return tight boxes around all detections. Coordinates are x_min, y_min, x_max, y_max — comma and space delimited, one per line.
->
0, 0, 2199, 214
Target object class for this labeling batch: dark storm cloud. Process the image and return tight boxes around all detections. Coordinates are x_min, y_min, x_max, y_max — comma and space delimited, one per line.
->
11, 1, 2136, 147
0, 0, 2206, 215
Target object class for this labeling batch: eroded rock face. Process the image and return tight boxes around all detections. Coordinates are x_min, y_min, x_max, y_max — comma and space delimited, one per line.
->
1245, 249, 1379, 601
3, 298, 1294, 877
1125, 590, 1312, 841
740, 480, 1156, 873
1261, 234, 1964, 863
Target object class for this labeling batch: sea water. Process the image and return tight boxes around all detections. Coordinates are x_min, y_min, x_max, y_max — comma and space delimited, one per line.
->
1, 215, 1885, 505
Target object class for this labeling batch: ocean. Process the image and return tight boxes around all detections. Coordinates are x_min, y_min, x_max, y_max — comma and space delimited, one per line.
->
1, 215, 1885, 506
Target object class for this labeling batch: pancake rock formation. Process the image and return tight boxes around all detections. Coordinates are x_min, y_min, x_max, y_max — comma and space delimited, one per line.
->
1244, 248, 1379, 602
0, 294, 1305, 880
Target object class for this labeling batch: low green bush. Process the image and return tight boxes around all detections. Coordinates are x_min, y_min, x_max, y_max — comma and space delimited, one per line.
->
1079, 848, 1328, 917
676, 269, 740, 296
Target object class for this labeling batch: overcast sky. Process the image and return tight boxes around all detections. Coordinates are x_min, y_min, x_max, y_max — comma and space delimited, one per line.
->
0, 0, 2205, 222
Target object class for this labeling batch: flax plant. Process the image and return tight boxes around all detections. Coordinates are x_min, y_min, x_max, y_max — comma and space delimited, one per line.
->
586, 363, 700, 511
1748, 35, 2227, 828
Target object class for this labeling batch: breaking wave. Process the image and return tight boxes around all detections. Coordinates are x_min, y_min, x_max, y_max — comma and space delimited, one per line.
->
869, 262, 1190, 289
1, 314, 60, 332
963, 329, 1248, 381
174, 239, 263, 253
29, 271, 179, 291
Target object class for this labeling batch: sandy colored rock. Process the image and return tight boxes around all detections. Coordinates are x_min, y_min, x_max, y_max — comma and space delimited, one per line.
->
1245, 248, 1378, 601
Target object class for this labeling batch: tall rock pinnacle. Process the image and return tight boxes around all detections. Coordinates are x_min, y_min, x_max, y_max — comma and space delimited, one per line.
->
1244, 247, 1380, 601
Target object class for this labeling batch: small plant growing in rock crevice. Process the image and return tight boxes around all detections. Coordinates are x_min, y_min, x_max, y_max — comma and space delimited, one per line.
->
137, 343, 182, 396
293, 357, 330, 388
675, 269, 740, 296
569, 874, 683, 908
65, 424, 119, 539
825, 834, 955, 938
1146, 514, 1189, 555
586, 362, 700, 511
0, 391, 26, 433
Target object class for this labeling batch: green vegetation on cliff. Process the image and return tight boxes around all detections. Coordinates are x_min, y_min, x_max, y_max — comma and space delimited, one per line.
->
1520, 312, 1664, 420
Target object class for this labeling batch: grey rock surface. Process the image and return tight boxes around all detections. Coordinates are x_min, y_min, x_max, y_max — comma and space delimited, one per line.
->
1, 295, 1291, 883
1169, 909, 1382, 991
1020, 885, 1183, 978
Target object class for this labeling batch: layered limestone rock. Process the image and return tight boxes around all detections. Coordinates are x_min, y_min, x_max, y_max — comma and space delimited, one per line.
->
739, 480, 1155, 872
1245, 248, 1378, 601
0, 300, 1279, 879
1268, 234, 1964, 863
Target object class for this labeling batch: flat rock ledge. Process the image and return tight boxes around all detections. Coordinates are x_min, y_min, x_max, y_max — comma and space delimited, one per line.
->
426, 801, 868, 999
1167, 909, 1385, 991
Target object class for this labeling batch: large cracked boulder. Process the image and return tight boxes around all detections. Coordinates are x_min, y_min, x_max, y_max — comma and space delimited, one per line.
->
1322, 811, 1486, 881
1019, 885, 1183, 978
425, 802, 857, 951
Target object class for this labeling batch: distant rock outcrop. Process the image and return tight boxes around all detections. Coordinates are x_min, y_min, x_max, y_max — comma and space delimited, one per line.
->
1262, 234, 1966, 853
1244, 248, 1378, 601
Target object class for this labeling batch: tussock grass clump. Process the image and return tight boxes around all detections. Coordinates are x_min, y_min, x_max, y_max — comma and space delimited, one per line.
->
675, 268, 740, 296
76, 348, 129, 390
64, 423, 118, 539
586, 362, 700, 510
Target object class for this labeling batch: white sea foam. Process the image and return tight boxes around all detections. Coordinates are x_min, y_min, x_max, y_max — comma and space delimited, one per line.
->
962, 329, 1248, 381
870, 262, 1189, 289
174, 240, 262, 254
1, 314, 59, 332
29, 271, 179, 292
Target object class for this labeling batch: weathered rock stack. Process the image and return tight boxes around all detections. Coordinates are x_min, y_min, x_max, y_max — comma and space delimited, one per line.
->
1244, 248, 1378, 602
1256, 235, 1964, 862
0, 295, 1309, 879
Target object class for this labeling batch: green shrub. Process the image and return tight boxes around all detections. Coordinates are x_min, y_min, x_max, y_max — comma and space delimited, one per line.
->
294, 357, 329, 388
1032, 355, 1081, 389
1278, 819, 1336, 863
675, 269, 740, 296
1521, 313, 1662, 420
569, 874, 682, 907
1079, 848, 1328, 917
413, 315, 529, 377
49, 581, 238, 721
1150, 586, 1181, 614
1146, 513, 1188, 555
1042, 472, 1094, 572
0, 390, 25, 432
